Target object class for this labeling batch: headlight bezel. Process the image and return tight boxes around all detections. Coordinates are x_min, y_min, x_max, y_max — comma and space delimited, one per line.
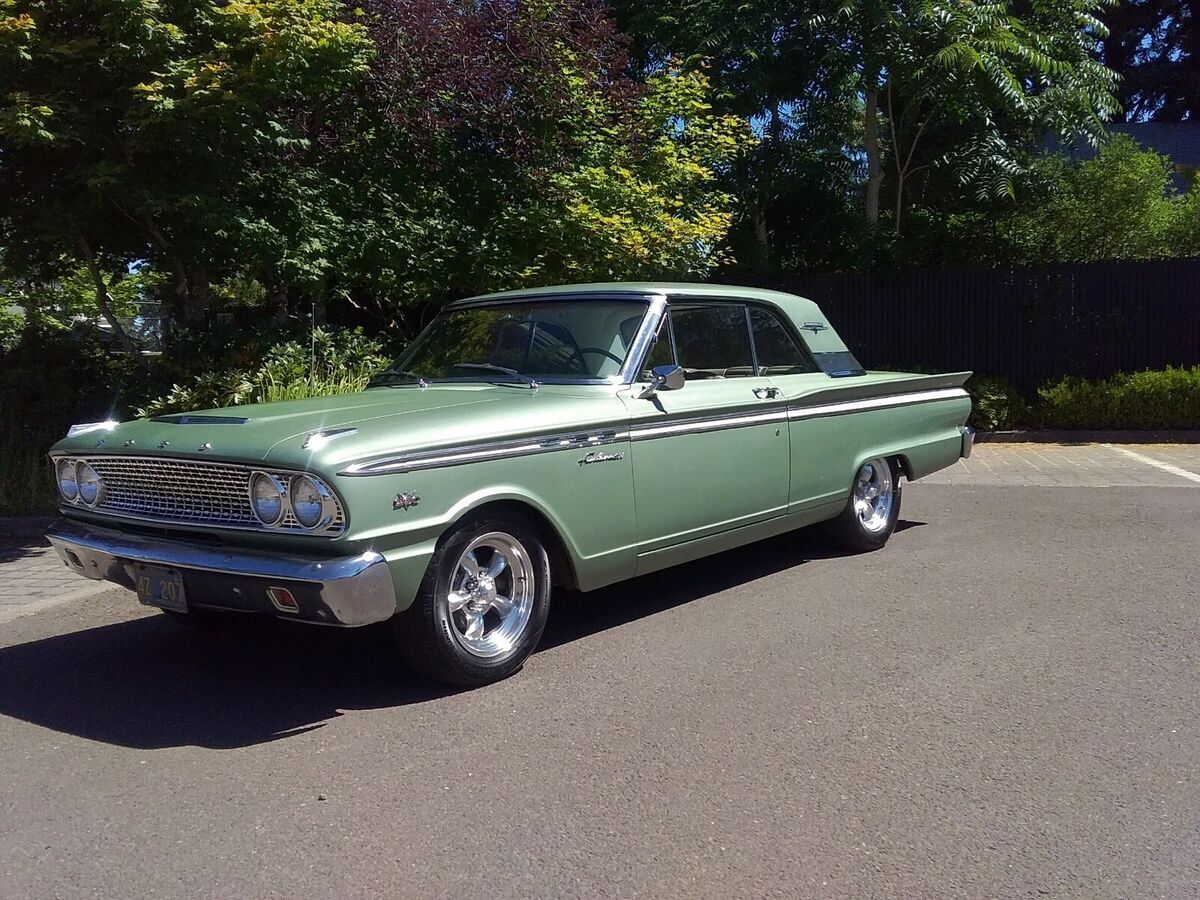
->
75, 460, 104, 507
56, 457, 80, 501
289, 473, 337, 530
249, 472, 288, 527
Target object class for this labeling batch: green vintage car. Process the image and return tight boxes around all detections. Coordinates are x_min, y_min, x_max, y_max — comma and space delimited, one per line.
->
47, 283, 973, 685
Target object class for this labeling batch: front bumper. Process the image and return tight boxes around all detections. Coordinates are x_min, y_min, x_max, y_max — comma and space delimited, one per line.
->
45, 519, 398, 626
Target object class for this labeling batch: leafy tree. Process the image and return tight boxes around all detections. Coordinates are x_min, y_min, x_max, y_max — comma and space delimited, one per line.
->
622, 0, 1119, 265
1102, 0, 1199, 121
0, 0, 373, 348
932, 135, 1200, 264
337, 0, 753, 325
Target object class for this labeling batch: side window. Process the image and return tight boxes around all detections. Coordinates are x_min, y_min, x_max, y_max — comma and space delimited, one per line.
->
749, 307, 818, 375
641, 314, 676, 378
671, 304, 755, 378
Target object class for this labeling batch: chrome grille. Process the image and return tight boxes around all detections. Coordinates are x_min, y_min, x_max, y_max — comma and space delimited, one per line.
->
65, 456, 345, 535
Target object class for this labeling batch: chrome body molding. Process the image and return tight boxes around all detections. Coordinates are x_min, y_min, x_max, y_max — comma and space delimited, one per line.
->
786, 387, 969, 421
339, 387, 968, 476
628, 408, 788, 440
341, 428, 628, 476
45, 518, 398, 626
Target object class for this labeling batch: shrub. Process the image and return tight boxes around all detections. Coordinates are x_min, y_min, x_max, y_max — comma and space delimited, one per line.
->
967, 375, 1028, 431
138, 327, 388, 417
0, 427, 57, 517
1036, 367, 1200, 430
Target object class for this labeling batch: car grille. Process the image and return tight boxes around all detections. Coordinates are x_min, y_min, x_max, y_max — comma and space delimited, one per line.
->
74, 456, 345, 535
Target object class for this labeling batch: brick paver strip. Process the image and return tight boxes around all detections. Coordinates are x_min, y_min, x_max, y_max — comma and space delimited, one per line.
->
1, 442, 1197, 623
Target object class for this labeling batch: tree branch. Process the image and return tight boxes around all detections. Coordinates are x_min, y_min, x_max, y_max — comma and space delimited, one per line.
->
77, 237, 152, 373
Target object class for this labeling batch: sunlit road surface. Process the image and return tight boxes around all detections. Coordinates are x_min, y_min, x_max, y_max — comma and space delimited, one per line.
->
1, 452, 1198, 897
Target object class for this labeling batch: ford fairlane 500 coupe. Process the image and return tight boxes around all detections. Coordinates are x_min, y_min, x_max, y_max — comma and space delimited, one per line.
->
47, 283, 973, 686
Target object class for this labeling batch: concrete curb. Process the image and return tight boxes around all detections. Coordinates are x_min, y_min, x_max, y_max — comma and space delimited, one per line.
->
977, 430, 1200, 444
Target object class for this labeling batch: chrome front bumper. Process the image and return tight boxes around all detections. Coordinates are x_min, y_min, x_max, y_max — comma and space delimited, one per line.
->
960, 425, 975, 459
45, 519, 398, 626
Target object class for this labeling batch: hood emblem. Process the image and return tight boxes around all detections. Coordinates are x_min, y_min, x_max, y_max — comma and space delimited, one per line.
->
123, 439, 136, 447
393, 491, 420, 511
94, 438, 106, 447
157, 440, 171, 449
197, 441, 212, 452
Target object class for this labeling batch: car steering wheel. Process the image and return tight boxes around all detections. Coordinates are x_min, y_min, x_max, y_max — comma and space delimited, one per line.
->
566, 347, 624, 375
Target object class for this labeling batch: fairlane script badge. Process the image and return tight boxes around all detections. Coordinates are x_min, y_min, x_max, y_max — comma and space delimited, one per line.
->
578, 450, 625, 467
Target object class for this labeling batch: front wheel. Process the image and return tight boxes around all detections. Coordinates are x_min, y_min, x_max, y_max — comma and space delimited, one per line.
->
823, 457, 902, 552
394, 513, 551, 687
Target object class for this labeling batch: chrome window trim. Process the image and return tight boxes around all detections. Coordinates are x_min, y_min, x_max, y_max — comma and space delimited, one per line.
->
339, 387, 968, 476
384, 292, 664, 388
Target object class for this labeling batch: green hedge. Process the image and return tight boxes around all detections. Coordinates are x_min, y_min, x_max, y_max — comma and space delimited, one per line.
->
968, 366, 1200, 431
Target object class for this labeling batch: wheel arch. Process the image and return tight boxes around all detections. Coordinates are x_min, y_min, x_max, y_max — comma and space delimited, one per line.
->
446, 497, 581, 592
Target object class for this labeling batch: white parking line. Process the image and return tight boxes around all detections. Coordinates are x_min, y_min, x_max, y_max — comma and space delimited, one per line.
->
1103, 444, 1200, 484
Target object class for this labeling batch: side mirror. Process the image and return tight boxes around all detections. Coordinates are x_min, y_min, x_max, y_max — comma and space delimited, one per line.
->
636, 364, 685, 399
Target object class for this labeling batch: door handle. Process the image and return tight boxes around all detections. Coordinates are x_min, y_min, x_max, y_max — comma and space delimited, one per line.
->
752, 387, 781, 400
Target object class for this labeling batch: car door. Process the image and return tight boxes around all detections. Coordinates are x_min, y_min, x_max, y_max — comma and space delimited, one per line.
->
745, 305, 850, 511
620, 301, 790, 556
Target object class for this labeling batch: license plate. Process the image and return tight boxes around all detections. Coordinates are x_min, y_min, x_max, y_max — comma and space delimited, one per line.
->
134, 565, 187, 613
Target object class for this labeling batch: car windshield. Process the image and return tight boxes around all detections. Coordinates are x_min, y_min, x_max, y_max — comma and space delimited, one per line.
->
374, 300, 650, 384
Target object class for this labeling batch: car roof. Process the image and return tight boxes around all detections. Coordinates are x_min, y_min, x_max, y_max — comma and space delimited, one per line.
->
457, 281, 821, 313
453, 282, 848, 355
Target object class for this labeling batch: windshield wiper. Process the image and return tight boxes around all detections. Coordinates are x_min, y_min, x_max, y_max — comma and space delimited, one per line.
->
369, 369, 429, 388
450, 362, 539, 389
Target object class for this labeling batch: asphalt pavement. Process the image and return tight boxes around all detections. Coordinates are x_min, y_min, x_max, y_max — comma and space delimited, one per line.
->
1, 457, 1199, 897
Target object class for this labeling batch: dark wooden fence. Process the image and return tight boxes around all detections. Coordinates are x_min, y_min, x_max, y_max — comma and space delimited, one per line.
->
744, 257, 1200, 392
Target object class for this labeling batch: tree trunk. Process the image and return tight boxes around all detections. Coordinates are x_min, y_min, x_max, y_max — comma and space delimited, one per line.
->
864, 83, 883, 227
77, 238, 152, 373
893, 171, 905, 236
751, 203, 770, 272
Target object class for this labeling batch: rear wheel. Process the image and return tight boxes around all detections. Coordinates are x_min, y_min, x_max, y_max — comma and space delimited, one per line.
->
824, 457, 902, 552
394, 513, 551, 687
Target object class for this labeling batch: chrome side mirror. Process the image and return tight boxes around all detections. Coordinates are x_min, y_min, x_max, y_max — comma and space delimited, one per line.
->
636, 364, 685, 399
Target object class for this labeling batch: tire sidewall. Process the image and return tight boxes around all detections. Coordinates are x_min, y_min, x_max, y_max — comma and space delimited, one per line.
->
426, 514, 552, 682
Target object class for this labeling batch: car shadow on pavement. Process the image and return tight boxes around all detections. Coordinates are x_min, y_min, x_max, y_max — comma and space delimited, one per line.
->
0, 520, 924, 751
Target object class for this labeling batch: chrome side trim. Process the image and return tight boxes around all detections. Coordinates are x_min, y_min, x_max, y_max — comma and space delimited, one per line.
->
340, 428, 629, 476
152, 415, 251, 425
787, 387, 968, 420
46, 519, 398, 626
339, 386, 969, 475
629, 409, 788, 440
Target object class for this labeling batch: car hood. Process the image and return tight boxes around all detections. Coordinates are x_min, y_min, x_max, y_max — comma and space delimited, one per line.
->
50, 384, 627, 475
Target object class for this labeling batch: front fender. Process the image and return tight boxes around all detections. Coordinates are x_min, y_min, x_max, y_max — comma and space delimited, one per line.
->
332, 444, 638, 610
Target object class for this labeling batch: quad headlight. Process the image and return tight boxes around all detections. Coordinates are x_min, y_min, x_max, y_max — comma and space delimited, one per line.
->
289, 474, 334, 529
75, 461, 104, 506
56, 458, 79, 501
250, 472, 286, 526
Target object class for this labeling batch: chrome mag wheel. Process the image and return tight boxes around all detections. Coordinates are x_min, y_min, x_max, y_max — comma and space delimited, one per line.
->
446, 531, 535, 659
853, 458, 895, 533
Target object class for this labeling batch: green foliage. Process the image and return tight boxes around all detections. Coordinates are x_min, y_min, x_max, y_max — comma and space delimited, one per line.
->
0, 426, 56, 517
0, 264, 160, 332
137, 327, 388, 417
967, 375, 1028, 431
0, 304, 21, 351
937, 136, 1200, 265
1036, 367, 1200, 430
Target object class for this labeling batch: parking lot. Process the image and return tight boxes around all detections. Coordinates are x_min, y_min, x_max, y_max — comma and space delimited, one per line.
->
1, 443, 1198, 897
